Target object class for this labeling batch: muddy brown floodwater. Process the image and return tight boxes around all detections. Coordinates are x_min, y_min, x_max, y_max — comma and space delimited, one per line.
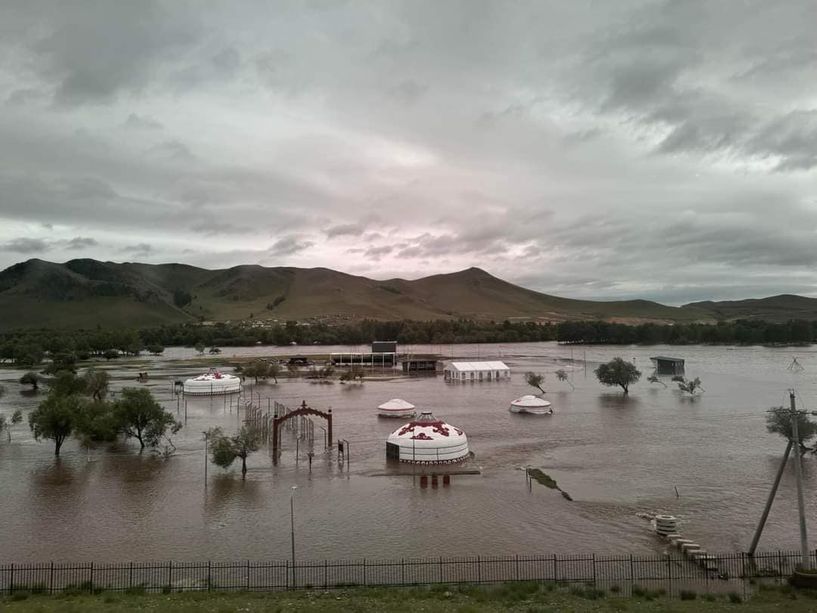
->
1, 342, 817, 563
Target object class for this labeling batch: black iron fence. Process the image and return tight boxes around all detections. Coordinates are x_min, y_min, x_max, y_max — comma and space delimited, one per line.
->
0, 551, 809, 597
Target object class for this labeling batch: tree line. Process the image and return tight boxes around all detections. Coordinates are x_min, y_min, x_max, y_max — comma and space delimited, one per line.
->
2, 318, 817, 367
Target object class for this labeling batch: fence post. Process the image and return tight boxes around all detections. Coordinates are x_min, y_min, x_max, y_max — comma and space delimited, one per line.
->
592, 554, 596, 588
439, 556, 443, 584
477, 556, 481, 584
667, 554, 672, 597
324, 560, 328, 590
515, 555, 520, 581
49, 561, 54, 594
129, 562, 133, 590
285, 560, 289, 590
247, 560, 250, 590
401, 559, 405, 586
168, 561, 172, 588
89, 562, 94, 593
207, 560, 211, 592
8, 564, 12, 595
553, 554, 558, 584
362, 559, 366, 587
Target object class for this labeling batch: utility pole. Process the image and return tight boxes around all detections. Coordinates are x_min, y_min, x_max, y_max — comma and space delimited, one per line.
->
751, 393, 812, 567
790, 392, 810, 568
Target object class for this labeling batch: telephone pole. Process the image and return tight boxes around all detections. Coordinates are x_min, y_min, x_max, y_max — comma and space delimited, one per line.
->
751, 392, 812, 568
789, 392, 810, 568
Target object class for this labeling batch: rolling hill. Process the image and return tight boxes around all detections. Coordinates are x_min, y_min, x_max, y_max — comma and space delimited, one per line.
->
0, 258, 804, 331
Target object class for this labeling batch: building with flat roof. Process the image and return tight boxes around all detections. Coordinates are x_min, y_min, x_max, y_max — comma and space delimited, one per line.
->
443, 360, 510, 382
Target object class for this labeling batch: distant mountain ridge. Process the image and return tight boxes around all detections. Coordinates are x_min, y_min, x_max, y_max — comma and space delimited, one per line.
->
0, 258, 811, 330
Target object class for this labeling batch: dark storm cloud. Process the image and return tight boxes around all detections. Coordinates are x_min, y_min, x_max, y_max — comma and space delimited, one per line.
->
325, 223, 367, 238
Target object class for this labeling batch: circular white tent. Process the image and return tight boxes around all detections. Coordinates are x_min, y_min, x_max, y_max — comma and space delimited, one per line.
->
183, 370, 241, 395
377, 398, 416, 418
386, 412, 469, 464
509, 395, 552, 415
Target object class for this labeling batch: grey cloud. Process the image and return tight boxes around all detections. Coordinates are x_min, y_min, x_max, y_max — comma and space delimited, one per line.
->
149, 140, 195, 161
325, 223, 367, 238
268, 236, 313, 257
121, 243, 154, 255
65, 236, 98, 250
124, 113, 163, 130
0, 237, 50, 254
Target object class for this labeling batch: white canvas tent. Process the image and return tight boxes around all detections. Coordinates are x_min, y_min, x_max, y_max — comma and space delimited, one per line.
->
443, 360, 510, 382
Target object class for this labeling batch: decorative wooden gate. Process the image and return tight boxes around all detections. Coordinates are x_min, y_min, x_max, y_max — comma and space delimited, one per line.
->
272, 401, 332, 464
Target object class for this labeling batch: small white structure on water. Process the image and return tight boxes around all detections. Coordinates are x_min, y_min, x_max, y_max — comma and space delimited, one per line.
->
386, 411, 469, 464
183, 369, 241, 395
509, 395, 553, 415
377, 398, 417, 418
443, 361, 510, 382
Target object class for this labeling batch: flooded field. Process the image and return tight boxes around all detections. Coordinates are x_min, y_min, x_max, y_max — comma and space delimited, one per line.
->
2, 342, 817, 563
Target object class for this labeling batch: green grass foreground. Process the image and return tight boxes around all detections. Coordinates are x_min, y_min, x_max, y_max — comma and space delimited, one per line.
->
0, 582, 815, 612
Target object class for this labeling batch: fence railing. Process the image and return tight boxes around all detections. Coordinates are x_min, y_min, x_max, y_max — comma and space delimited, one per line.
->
0, 551, 809, 597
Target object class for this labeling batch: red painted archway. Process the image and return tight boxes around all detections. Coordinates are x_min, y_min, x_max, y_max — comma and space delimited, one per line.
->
272, 401, 332, 464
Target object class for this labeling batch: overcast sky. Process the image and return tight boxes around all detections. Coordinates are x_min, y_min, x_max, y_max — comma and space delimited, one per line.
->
0, 1, 815, 304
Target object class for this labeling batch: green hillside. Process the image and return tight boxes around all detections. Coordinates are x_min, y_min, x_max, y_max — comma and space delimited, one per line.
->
0, 258, 723, 331
685, 294, 817, 322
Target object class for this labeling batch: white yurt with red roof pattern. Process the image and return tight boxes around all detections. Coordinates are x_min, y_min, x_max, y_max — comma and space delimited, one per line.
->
386, 411, 469, 464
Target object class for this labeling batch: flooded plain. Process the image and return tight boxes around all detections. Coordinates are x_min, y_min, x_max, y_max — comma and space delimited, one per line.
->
2, 342, 817, 563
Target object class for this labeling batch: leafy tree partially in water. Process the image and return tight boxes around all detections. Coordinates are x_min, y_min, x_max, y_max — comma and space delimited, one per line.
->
208, 426, 261, 479
82, 368, 110, 402
525, 372, 546, 394
676, 377, 704, 395
0, 409, 23, 442
594, 358, 641, 395
114, 388, 182, 451
19, 371, 40, 390
555, 369, 574, 390
766, 408, 817, 454
29, 393, 83, 456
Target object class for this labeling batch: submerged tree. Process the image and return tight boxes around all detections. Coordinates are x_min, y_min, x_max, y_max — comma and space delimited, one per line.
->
766, 408, 817, 454
0, 409, 23, 442
647, 375, 667, 388
554, 369, 574, 390
194, 343, 206, 355
209, 426, 261, 479
340, 366, 365, 383
82, 368, 110, 402
19, 371, 40, 390
594, 358, 641, 395
29, 394, 84, 456
114, 388, 182, 451
676, 377, 704, 396
243, 359, 272, 383
525, 372, 546, 395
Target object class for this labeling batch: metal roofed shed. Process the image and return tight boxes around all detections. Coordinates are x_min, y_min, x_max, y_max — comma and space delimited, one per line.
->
443, 360, 510, 382
650, 356, 685, 376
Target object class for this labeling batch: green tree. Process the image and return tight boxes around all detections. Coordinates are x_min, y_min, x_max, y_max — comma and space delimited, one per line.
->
103, 349, 119, 360
20, 371, 40, 390
208, 426, 261, 479
74, 400, 119, 452
29, 394, 83, 456
340, 366, 365, 383
114, 388, 182, 451
0, 409, 23, 442
243, 360, 271, 383
42, 352, 77, 375
525, 372, 546, 394
594, 358, 641, 395
194, 343, 206, 355
676, 377, 704, 395
554, 369, 574, 390
647, 375, 667, 388
268, 361, 281, 383
766, 408, 817, 454
146, 345, 165, 356
82, 368, 110, 402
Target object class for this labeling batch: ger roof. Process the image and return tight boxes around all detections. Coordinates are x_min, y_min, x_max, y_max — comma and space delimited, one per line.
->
444, 360, 509, 372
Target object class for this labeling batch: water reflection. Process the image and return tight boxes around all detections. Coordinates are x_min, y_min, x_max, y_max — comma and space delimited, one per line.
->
596, 393, 641, 409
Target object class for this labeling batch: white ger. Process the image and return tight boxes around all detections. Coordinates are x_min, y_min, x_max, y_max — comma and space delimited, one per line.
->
509, 395, 553, 415
386, 411, 469, 464
377, 398, 417, 418
183, 369, 242, 395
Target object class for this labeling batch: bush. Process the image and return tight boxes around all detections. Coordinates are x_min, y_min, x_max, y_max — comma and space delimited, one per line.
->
727, 591, 742, 603
702, 593, 717, 601
679, 589, 697, 600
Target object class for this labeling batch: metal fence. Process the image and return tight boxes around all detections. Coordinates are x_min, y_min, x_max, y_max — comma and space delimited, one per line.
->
0, 551, 809, 597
